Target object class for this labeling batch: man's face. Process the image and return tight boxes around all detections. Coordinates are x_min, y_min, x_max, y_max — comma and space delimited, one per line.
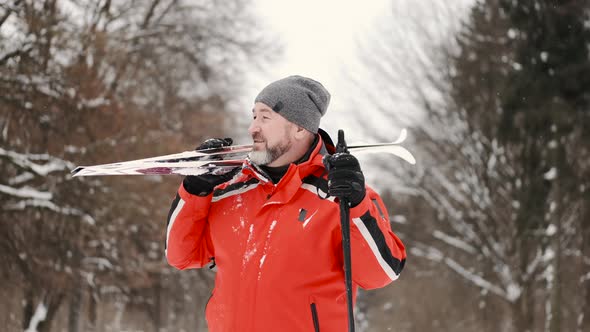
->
248, 102, 294, 166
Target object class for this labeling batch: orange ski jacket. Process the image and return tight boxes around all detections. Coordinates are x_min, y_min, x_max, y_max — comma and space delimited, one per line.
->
165, 135, 406, 332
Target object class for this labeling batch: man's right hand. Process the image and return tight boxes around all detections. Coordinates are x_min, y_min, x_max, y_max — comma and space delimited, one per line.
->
183, 137, 238, 196
197, 138, 233, 152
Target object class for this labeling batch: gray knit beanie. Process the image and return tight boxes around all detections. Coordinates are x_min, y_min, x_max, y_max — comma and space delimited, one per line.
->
254, 75, 331, 133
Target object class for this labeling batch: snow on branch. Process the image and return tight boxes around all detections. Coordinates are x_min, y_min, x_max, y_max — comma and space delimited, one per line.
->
76, 97, 110, 110
432, 230, 477, 254
411, 244, 521, 303
0, 182, 96, 224
83, 257, 114, 270
523, 248, 544, 281
8, 172, 35, 185
0, 177, 95, 225
4, 199, 96, 225
445, 258, 521, 303
0, 183, 52, 200
0, 147, 75, 176
430, 167, 467, 204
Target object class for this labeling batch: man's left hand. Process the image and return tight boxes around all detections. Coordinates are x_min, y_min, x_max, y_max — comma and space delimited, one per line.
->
324, 153, 366, 207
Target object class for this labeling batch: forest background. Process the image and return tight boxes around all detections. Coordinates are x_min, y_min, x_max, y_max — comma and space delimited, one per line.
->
1, 1, 589, 331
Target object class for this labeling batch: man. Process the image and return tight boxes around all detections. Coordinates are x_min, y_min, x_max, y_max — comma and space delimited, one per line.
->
165, 75, 406, 332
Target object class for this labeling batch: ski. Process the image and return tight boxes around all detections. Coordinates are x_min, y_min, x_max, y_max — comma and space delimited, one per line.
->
71, 159, 244, 177
71, 145, 252, 177
71, 130, 416, 177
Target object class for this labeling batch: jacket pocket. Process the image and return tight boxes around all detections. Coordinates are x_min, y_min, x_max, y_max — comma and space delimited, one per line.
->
310, 303, 320, 332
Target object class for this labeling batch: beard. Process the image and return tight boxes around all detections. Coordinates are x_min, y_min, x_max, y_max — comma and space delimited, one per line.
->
248, 134, 292, 166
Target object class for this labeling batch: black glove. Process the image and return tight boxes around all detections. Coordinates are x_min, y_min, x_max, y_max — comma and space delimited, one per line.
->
197, 138, 233, 152
183, 137, 236, 196
324, 153, 366, 207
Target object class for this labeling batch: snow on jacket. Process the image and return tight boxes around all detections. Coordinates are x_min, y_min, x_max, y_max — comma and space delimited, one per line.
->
165, 134, 406, 332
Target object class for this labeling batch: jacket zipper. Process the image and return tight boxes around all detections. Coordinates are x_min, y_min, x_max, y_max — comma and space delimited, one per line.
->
310, 303, 320, 332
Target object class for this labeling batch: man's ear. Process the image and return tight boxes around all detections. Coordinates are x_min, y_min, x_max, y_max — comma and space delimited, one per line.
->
293, 125, 308, 140
293, 126, 316, 145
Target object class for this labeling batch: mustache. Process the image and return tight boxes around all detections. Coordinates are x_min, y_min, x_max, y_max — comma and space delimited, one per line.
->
252, 134, 265, 141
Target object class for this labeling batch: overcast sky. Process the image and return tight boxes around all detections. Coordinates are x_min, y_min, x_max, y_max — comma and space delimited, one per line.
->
241, 0, 473, 137
251, 0, 389, 80
239, 0, 391, 136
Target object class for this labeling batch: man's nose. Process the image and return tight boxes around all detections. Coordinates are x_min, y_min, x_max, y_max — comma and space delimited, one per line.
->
248, 121, 260, 136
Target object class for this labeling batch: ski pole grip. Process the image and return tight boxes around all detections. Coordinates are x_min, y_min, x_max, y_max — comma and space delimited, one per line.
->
336, 129, 349, 154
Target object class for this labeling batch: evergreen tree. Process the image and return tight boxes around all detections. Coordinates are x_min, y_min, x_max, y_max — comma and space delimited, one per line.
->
448, 0, 590, 330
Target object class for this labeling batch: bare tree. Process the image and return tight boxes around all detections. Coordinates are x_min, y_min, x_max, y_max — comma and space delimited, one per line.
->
0, 0, 278, 331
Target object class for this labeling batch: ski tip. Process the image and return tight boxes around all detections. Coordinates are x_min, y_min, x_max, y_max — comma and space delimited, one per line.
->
392, 128, 408, 145
71, 166, 84, 177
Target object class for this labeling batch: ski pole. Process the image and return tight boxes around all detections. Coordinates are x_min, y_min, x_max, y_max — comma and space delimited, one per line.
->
335, 129, 355, 332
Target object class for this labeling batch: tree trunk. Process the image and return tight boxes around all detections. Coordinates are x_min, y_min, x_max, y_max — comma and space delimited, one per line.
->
152, 272, 162, 332
547, 234, 562, 332
512, 287, 535, 332
68, 286, 82, 332
22, 289, 34, 330
86, 287, 97, 332
36, 291, 64, 332
579, 201, 590, 332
